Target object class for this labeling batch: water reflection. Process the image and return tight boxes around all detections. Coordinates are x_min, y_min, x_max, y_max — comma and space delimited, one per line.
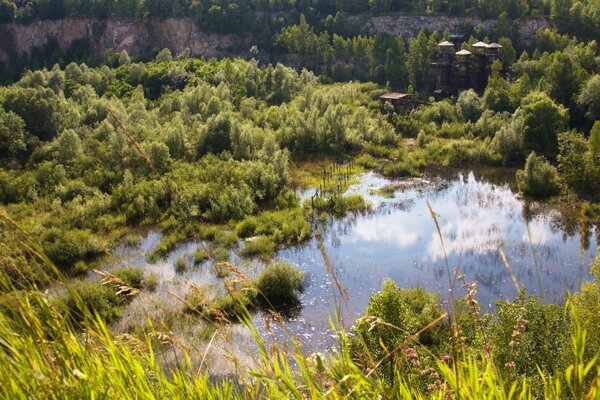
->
276, 171, 597, 350
103, 170, 597, 353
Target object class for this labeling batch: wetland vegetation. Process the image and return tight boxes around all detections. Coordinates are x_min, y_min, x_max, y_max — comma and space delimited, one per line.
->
1, 1, 600, 397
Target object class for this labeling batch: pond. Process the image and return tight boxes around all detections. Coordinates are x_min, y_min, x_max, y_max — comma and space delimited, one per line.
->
104, 170, 598, 353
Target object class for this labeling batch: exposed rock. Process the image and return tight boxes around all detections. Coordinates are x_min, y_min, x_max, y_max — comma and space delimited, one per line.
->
359, 15, 553, 45
0, 17, 245, 62
0, 14, 554, 63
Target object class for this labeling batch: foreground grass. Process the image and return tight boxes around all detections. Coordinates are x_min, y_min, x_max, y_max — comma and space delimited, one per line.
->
1, 209, 600, 399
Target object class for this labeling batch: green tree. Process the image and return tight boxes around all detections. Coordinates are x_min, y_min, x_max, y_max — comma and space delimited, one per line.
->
516, 152, 561, 197
2, 87, 71, 140
517, 91, 568, 159
577, 75, 600, 123
457, 89, 483, 122
0, 106, 27, 158
406, 30, 430, 93
544, 51, 582, 108
54, 129, 83, 165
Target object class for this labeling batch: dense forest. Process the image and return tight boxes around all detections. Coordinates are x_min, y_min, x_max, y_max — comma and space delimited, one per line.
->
1, 0, 600, 397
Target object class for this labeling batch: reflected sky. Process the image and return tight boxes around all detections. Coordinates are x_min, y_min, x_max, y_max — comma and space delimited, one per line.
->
104, 170, 598, 353
276, 171, 598, 350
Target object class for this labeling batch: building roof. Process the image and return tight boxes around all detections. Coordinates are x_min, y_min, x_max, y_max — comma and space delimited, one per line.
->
486, 42, 503, 49
456, 49, 472, 56
380, 92, 413, 100
472, 41, 488, 48
438, 41, 454, 47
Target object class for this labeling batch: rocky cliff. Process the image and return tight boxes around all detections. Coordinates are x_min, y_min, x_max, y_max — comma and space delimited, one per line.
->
361, 15, 552, 45
0, 17, 244, 62
0, 15, 553, 63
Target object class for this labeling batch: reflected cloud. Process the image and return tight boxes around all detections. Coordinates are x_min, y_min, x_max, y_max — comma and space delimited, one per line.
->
352, 217, 420, 248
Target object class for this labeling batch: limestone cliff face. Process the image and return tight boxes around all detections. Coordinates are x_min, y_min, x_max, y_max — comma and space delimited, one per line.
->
0, 17, 243, 62
0, 15, 553, 63
360, 15, 553, 45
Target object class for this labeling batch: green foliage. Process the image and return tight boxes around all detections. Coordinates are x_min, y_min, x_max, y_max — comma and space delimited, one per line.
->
112, 266, 157, 291
0, 106, 27, 158
239, 236, 276, 261
457, 89, 483, 122
174, 257, 187, 273
517, 91, 568, 159
193, 247, 210, 265
572, 250, 600, 364
255, 261, 304, 306
578, 75, 600, 123
516, 152, 561, 197
237, 209, 311, 245
492, 115, 525, 165
312, 194, 369, 217
58, 280, 125, 324
41, 227, 103, 270
489, 292, 570, 390
2, 86, 72, 140
558, 130, 600, 194
350, 280, 448, 383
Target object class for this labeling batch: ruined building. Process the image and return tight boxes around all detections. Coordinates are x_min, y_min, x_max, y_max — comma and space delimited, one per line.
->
432, 36, 502, 99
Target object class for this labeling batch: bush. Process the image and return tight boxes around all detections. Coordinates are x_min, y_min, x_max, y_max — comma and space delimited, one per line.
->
236, 218, 257, 238
253, 209, 312, 245
112, 267, 157, 291
193, 248, 210, 265
516, 152, 561, 197
488, 292, 570, 391
350, 280, 448, 384
239, 236, 275, 261
210, 290, 257, 321
59, 281, 125, 324
174, 257, 187, 273
491, 118, 524, 165
311, 194, 370, 216
41, 227, 103, 270
255, 262, 304, 305
457, 89, 483, 122
572, 251, 600, 365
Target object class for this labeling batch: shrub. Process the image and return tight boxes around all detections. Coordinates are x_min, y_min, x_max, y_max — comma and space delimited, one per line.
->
572, 250, 600, 365
174, 257, 187, 273
516, 152, 561, 197
457, 89, 483, 122
382, 158, 423, 177
211, 290, 257, 321
488, 292, 570, 391
253, 209, 312, 245
356, 153, 377, 169
59, 281, 125, 324
491, 118, 525, 165
41, 228, 103, 270
236, 218, 257, 238
193, 248, 210, 265
350, 280, 448, 384
312, 194, 370, 217
143, 274, 159, 292
239, 236, 275, 261
112, 267, 144, 289
256, 262, 304, 306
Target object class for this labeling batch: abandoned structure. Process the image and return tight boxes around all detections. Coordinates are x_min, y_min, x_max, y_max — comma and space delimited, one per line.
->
379, 92, 420, 112
432, 37, 502, 99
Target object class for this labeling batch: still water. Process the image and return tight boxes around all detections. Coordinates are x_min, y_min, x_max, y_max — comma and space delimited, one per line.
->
107, 170, 598, 351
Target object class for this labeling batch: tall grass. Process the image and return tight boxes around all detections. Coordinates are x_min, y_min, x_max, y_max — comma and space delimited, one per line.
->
1, 208, 599, 399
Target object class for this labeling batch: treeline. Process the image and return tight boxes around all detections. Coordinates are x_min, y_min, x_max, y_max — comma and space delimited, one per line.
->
0, 57, 395, 274
1, 0, 600, 40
